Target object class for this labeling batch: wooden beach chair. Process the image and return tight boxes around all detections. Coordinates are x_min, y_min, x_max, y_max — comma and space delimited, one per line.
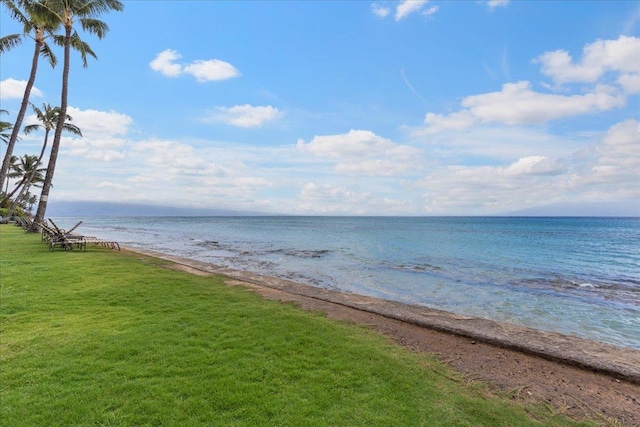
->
40, 220, 85, 251
14, 216, 34, 231
45, 219, 120, 251
82, 236, 120, 251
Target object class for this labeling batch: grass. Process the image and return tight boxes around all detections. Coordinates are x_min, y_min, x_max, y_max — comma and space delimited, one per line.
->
0, 224, 593, 426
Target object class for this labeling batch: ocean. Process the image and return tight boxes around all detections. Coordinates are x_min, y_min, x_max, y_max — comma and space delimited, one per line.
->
51, 216, 640, 350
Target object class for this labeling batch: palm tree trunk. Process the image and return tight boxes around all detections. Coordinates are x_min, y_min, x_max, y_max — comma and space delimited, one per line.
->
5, 129, 50, 219
0, 38, 42, 191
34, 27, 70, 228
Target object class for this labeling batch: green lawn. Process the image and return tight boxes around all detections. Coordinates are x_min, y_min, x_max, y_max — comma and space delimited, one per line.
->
0, 224, 591, 426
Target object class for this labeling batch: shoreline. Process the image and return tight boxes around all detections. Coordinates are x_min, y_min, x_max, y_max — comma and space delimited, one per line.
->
120, 245, 640, 424
125, 246, 640, 385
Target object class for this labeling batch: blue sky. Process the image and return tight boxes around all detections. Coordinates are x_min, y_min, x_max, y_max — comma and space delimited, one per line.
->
1, 0, 639, 215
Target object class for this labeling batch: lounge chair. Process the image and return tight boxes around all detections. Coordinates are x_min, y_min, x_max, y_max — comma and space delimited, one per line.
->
43, 219, 120, 251
38, 220, 83, 250
14, 216, 34, 231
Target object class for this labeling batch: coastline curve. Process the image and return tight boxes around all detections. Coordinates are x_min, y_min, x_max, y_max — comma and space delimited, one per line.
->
127, 246, 640, 385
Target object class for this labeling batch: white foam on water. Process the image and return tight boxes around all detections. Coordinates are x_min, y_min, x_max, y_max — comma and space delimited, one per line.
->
579, 282, 597, 288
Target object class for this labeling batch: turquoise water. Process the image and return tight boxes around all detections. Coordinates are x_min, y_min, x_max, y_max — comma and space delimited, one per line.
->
53, 216, 640, 349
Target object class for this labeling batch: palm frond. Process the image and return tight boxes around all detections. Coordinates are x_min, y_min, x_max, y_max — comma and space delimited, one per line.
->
61, 122, 81, 137
29, 0, 63, 24
39, 41, 58, 67
69, 31, 97, 67
23, 124, 42, 135
1, 112, 13, 143
79, 17, 108, 38
0, 0, 28, 25
0, 34, 24, 54
52, 33, 65, 48
25, 103, 79, 136
76, 0, 123, 17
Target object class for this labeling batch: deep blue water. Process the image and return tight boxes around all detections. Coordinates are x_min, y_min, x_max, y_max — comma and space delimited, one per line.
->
52, 216, 640, 349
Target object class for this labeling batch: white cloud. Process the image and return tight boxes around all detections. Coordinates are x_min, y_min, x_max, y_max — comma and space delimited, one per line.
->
395, 0, 429, 21
504, 156, 564, 176
123, 139, 274, 205
334, 159, 412, 176
589, 119, 640, 184
149, 49, 240, 82
203, 105, 281, 128
413, 120, 640, 214
297, 182, 374, 214
534, 36, 640, 86
96, 181, 130, 191
423, 111, 476, 133
133, 139, 208, 171
421, 5, 438, 18
65, 107, 132, 136
63, 135, 126, 162
0, 78, 44, 100
462, 81, 625, 124
372, 1, 435, 21
36, 107, 134, 162
297, 129, 416, 158
300, 182, 354, 199
422, 36, 637, 134
487, 0, 509, 10
422, 81, 626, 132
414, 160, 570, 215
296, 129, 421, 176
183, 59, 241, 83
414, 124, 587, 162
20, 107, 131, 163
42, 116, 640, 216
618, 73, 640, 95
149, 49, 183, 77
89, 138, 277, 209
371, 3, 390, 18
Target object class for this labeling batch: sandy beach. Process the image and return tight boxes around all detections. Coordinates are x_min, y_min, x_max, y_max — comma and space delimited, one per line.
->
124, 247, 640, 426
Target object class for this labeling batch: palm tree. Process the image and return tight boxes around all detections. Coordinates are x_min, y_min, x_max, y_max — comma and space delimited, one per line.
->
25, 192, 37, 212
0, 154, 44, 207
1, 111, 17, 196
0, 0, 59, 192
7, 155, 45, 218
4, 102, 81, 220
1, 155, 45, 217
34, 0, 123, 226
2, 155, 21, 196
23, 192, 37, 212
1, 109, 18, 197
0, 109, 12, 145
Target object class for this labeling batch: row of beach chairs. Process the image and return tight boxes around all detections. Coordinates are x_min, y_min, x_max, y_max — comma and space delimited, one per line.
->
37, 219, 120, 251
14, 216, 35, 231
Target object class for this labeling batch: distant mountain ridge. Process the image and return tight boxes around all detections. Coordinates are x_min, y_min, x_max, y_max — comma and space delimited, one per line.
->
45, 200, 639, 217
46, 201, 269, 217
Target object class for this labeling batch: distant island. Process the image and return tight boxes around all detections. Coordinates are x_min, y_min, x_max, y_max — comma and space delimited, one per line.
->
45, 200, 640, 217
45, 201, 270, 217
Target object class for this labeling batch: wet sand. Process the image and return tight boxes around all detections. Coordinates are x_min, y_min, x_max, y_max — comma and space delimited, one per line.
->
124, 247, 640, 426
